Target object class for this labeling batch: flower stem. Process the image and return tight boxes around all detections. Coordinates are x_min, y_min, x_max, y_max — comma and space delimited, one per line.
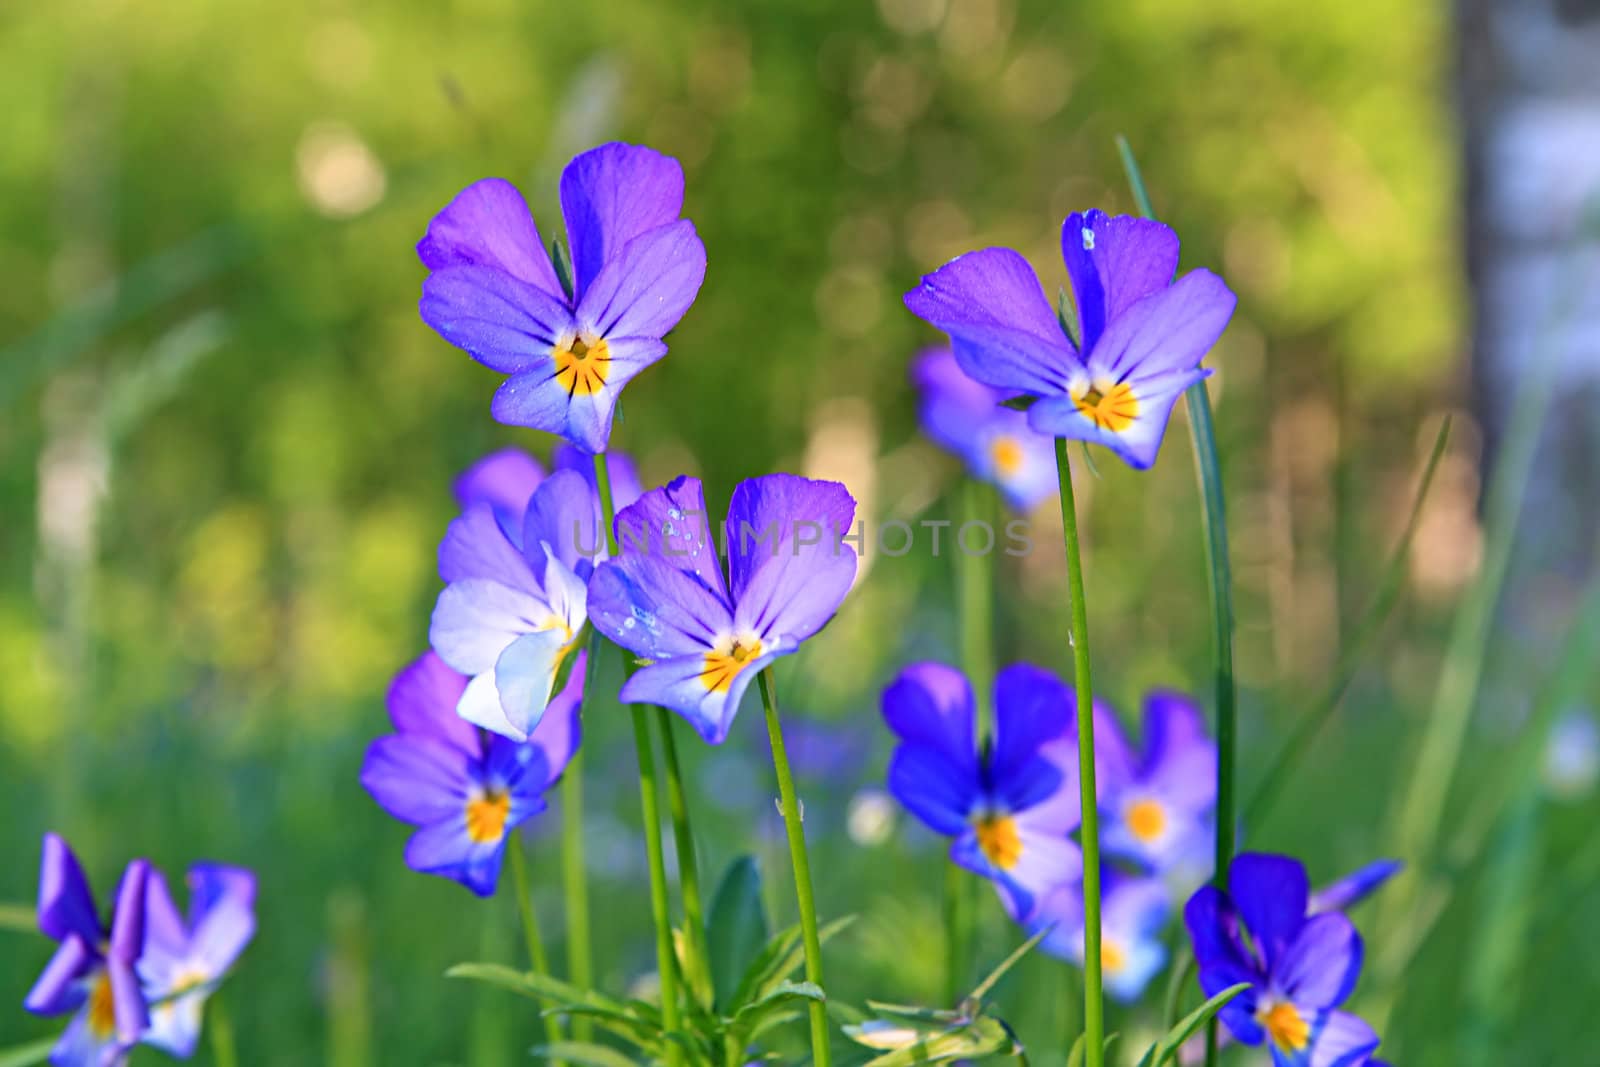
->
757, 668, 831, 1067
656, 706, 714, 1003
1053, 438, 1104, 1067
508, 838, 566, 1062
562, 640, 607, 1043
208, 993, 239, 1067
591, 453, 683, 1063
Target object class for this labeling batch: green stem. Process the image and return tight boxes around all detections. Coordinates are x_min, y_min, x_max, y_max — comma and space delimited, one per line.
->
757, 669, 832, 1067
208, 993, 239, 1067
1053, 438, 1104, 1067
656, 705, 713, 1004
508, 839, 566, 1062
562, 658, 595, 1041
592, 453, 683, 1064
1117, 136, 1236, 1067
941, 861, 970, 1007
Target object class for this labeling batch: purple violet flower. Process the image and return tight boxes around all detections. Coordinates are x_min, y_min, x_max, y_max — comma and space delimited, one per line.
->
911, 347, 1057, 511
1185, 853, 1383, 1067
1091, 690, 1217, 875
587, 473, 858, 745
1030, 873, 1171, 1002
360, 651, 582, 896
419, 143, 707, 452
24, 834, 151, 1067
137, 864, 257, 1058
1308, 860, 1402, 917
882, 662, 1083, 923
904, 209, 1236, 469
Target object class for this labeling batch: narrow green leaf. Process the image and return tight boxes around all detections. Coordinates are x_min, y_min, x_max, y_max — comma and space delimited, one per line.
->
529, 1042, 637, 1067
1067, 1032, 1117, 1067
728, 914, 854, 1010
706, 855, 769, 1012
1056, 286, 1081, 348
1136, 982, 1249, 1067
445, 963, 629, 1017
969, 926, 1052, 1002
0, 1036, 56, 1067
856, 1015, 1014, 1066
551, 239, 576, 303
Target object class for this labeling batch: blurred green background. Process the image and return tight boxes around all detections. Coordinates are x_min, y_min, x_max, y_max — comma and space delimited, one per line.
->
2, 0, 1595, 1063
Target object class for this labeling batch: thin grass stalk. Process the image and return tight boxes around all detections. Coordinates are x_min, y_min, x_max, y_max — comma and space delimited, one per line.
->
1053, 438, 1105, 1067
508, 840, 566, 1062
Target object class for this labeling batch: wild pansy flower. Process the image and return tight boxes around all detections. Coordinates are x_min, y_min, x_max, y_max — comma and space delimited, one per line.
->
1091, 691, 1217, 875
431, 463, 607, 740
587, 473, 857, 745
418, 143, 707, 452
1185, 853, 1383, 1067
1030, 874, 1170, 1002
911, 347, 1057, 511
904, 210, 1236, 469
24, 834, 150, 1067
882, 662, 1082, 922
360, 651, 582, 896
138, 864, 257, 1058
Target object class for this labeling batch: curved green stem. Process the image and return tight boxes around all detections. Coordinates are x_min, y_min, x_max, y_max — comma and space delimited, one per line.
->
757, 669, 831, 1067
508, 840, 566, 1062
1054, 439, 1104, 1067
592, 453, 683, 1063
562, 636, 605, 1043
656, 706, 713, 1004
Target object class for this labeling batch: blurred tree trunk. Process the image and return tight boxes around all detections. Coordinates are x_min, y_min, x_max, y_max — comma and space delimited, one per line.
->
1459, 0, 1600, 601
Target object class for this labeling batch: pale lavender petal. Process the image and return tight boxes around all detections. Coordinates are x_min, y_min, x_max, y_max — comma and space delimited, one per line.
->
576, 219, 707, 341
24, 935, 94, 1015
522, 469, 603, 576
438, 503, 540, 590
455, 670, 519, 738
108, 956, 148, 1042
430, 578, 553, 675
526, 649, 585, 784
726, 474, 857, 643
139, 869, 186, 961
560, 143, 686, 299
619, 649, 777, 745
1141, 690, 1217, 811
1305, 1010, 1381, 1067
420, 265, 575, 373
588, 552, 732, 660
361, 734, 473, 825
1026, 366, 1209, 470
1083, 268, 1235, 384
1060, 210, 1180, 350
418, 177, 566, 300
492, 627, 574, 740
489, 336, 665, 453
453, 447, 545, 541
612, 475, 730, 600
185, 864, 257, 976
1278, 912, 1362, 1010
904, 247, 1077, 395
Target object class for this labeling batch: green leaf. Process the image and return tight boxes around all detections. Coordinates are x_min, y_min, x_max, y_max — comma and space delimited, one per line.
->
1056, 286, 1080, 348
549, 622, 590, 700
728, 914, 854, 1010
551, 239, 576, 303
1134, 982, 1250, 1067
529, 1042, 637, 1067
968, 926, 1052, 1001
1066, 1031, 1117, 1067
446, 963, 658, 1048
706, 855, 768, 1013
850, 1015, 1016, 1066
0, 1036, 56, 1067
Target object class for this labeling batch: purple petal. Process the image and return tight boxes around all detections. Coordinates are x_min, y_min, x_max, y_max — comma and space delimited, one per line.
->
439, 502, 539, 588
953, 824, 1081, 924
881, 662, 978, 776
455, 671, 518, 738
1229, 852, 1309, 970
386, 652, 477, 755
576, 219, 707, 341
492, 627, 574, 740
1278, 912, 1362, 1010
453, 448, 546, 542
50, 1008, 126, 1067
1183, 885, 1257, 977
990, 663, 1075, 789
25, 935, 95, 1015
360, 734, 474, 826
1085, 698, 1140, 796
404, 819, 515, 898
1305, 1011, 1381, 1067
107, 861, 148, 963
143, 991, 206, 1059
1140, 689, 1217, 810
618, 649, 776, 745
187, 893, 257, 978
37, 833, 101, 944
522, 468, 604, 577
903, 247, 1077, 396
420, 264, 575, 373
886, 741, 980, 837
418, 177, 565, 301
108, 956, 148, 1042
1060, 210, 1179, 351
560, 142, 686, 299
1308, 860, 1402, 916
1026, 365, 1210, 470
487, 336, 665, 453
140, 869, 187, 960
726, 474, 858, 643
588, 552, 733, 661
613, 475, 729, 596
1083, 268, 1235, 386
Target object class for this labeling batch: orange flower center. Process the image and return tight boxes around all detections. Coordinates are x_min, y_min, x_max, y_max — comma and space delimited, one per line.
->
1259, 1000, 1310, 1052
989, 435, 1025, 476
553, 335, 611, 397
1073, 380, 1140, 432
87, 971, 117, 1038
1100, 938, 1126, 974
700, 636, 763, 693
465, 789, 512, 843
973, 814, 1022, 870
1125, 798, 1168, 843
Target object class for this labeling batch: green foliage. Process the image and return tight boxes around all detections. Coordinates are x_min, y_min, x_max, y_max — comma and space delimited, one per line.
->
1132, 984, 1250, 1067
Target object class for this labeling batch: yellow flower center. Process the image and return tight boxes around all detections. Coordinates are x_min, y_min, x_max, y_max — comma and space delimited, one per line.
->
1100, 938, 1126, 975
552, 335, 611, 397
1125, 798, 1168, 843
465, 789, 512, 843
1259, 1000, 1310, 1052
87, 971, 117, 1038
700, 636, 764, 693
973, 814, 1022, 870
989, 435, 1025, 476
1073, 380, 1140, 432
